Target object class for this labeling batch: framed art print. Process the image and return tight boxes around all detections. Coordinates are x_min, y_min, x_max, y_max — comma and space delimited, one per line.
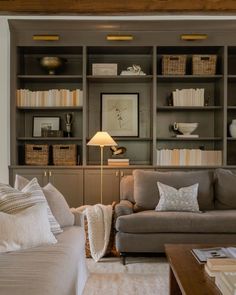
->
101, 93, 139, 137
33, 116, 60, 137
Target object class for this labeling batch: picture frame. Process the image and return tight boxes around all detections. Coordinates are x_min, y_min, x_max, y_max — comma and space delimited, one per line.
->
101, 93, 139, 137
33, 116, 60, 137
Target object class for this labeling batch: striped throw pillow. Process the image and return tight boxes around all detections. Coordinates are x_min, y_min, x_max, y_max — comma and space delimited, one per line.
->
0, 178, 62, 235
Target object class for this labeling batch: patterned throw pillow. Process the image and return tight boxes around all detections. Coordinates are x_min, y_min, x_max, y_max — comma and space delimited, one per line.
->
155, 182, 200, 212
0, 178, 62, 234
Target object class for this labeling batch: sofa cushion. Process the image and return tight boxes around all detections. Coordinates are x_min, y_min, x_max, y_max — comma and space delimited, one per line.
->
116, 210, 236, 234
0, 180, 62, 235
215, 169, 236, 210
133, 169, 214, 211
0, 226, 88, 295
0, 203, 57, 253
156, 182, 200, 212
15, 175, 74, 228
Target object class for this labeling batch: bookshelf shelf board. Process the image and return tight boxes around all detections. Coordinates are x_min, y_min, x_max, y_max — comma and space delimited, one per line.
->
157, 137, 222, 141
17, 137, 82, 141
227, 137, 236, 141
155, 165, 222, 169
87, 137, 152, 142
17, 106, 83, 111
157, 75, 223, 82
228, 106, 236, 110
157, 106, 223, 111
17, 75, 83, 82
87, 75, 153, 83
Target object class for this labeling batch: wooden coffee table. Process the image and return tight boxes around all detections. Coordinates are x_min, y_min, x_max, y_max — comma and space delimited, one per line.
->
165, 244, 222, 295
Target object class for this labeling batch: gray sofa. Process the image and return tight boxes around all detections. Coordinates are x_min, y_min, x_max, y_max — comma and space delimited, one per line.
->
0, 210, 88, 295
115, 168, 236, 264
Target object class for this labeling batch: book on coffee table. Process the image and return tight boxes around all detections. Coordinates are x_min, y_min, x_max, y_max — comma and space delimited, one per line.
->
205, 258, 236, 277
192, 247, 236, 263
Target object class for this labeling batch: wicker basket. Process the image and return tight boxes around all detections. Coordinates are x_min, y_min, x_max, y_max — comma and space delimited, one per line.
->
162, 55, 187, 75
192, 55, 217, 75
52, 144, 77, 165
25, 144, 49, 165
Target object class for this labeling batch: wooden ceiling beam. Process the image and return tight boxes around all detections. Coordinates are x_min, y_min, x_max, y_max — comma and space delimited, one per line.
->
1, 0, 236, 14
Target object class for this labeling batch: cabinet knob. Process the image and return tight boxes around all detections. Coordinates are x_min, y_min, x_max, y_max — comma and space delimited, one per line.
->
44, 171, 47, 177
49, 171, 52, 177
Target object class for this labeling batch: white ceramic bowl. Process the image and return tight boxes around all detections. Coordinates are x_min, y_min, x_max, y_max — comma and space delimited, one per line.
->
177, 123, 198, 135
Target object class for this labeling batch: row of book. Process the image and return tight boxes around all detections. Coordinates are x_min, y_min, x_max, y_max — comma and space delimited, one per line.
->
16, 89, 83, 107
172, 88, 205, 106
156, 149, 222, 166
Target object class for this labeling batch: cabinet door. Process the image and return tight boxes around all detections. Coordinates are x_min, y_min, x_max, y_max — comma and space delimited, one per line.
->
48, 169, 83, 208
84, 169, 120, 205
10, 168, 47, 187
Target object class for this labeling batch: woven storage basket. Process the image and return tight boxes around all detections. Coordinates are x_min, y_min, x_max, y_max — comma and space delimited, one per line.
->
192, 55, 217, 75
53, 144, 77, 165
162, 55, 187, 75
25, 144, 49, 165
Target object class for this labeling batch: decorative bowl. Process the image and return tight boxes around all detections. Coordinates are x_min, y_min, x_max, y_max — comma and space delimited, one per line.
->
40, 56, 64, 75
174, 122, 198, 135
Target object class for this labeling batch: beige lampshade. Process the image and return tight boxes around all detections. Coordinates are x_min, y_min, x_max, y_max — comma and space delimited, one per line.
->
87, 131, 117, 147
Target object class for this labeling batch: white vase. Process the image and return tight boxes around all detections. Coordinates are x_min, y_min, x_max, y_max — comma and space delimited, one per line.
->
229, 119, 236, 138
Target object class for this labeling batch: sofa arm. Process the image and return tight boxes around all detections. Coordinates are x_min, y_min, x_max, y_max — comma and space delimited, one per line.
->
70, 208, 85, 227
115, 200, 134, 218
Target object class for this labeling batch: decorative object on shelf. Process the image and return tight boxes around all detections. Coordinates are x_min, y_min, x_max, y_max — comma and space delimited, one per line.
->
33, 116, 60, 137
101, 93, 139, 137
120, 64, 146, 76
87, 132, 117, 204
229, 120, 236, 138
52, 144, 77, 166
41, 129, 63, 138
172, 88, 204, 106
64, 113, 73, 137
173, 122, 199, 137
39, 56, 65, 75
110, 145, 127, 156
92, 63, 117, 76
162, 55, 187, 75
107, 158, 129, 166
192, 55, 217, 75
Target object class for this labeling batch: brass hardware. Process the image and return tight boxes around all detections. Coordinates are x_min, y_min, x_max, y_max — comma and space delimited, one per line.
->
116, 171, 119, 177
49, 171, 52, 177
33, 35, 59, 41
44, 171, 47, 177
120, 171, 124, 177
180, 34, 208, 41
106, 35, 134, 41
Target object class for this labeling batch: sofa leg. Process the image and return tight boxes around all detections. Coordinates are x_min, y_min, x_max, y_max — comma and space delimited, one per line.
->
120, 253, 126, 265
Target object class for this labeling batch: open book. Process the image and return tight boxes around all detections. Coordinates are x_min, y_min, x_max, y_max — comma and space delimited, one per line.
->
192, 247, 236, 263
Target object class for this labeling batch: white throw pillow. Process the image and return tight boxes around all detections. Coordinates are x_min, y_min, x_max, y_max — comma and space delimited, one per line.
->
15, 175, 74, 227
0, 203, 57, 253
155, 182, 200, 212
0, 179, 62, 234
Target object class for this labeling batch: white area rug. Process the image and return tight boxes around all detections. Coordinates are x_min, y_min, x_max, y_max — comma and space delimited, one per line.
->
83, 257, 169, 295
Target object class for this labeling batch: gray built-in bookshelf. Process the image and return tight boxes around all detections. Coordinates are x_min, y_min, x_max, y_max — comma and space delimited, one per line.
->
8, 19, 236, 206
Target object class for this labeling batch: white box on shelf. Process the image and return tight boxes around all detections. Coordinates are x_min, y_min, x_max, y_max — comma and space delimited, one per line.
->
92, 63, 118, 76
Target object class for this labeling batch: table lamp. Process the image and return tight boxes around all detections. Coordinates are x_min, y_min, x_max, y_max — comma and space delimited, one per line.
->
87, 131, 117, 204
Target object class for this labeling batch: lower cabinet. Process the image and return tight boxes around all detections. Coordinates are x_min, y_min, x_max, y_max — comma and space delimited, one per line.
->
10, 168, 83, 208
84, 168, 133, 205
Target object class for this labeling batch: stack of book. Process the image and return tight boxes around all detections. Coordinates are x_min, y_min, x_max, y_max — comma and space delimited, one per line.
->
107, 158, 130, 166
16, 89, 83, 107
156, 149, 222, 166
205, 258, 236, 277
172, 88, 205, 106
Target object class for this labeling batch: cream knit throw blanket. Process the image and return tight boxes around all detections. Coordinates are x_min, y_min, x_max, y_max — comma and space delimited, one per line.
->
84, 204, 113, 262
